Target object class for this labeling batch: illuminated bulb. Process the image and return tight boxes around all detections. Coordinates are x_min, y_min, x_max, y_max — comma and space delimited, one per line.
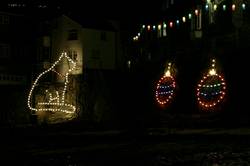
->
163, 23, 167, 28
188, 13, 192, 19
205, 4, 209, 10
147, 25, 151, 31
232, 4, 236, 11
209, 69, 216, 75
242, 3, 246, 10
182, 16, 186, 22
158, 24, 161, 30
213, 4, 217, 10
195, 9, 199, 16
165, 70, 171, 77
176, 20, 179, 25
153, 25, 156, 30
223, 4, 226, 11
169, 22, 173, 28
142, 25, 145, 29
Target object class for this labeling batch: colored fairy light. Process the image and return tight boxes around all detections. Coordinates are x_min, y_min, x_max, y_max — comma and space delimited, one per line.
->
153, 25, 156, 30
158, 24, 162, 30
213, 4, 217, 11
232, 4, 236, 11
147, 25, 151, 31
242, 3, 246, 10
223, 4, 226, 11
182, 16, 186, 23
205, 4, 209, 10
163, 23, 167, 28
195, 9, 199, 16
169, 21, 173, 28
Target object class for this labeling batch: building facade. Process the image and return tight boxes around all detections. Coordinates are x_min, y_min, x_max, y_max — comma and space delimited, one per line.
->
0, 11, 35, 125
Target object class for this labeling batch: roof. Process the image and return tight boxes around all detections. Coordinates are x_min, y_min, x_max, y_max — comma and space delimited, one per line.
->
65, 14, 117, 32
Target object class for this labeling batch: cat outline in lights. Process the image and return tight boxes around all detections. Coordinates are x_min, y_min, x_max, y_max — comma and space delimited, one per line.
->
27, 52, 76, 114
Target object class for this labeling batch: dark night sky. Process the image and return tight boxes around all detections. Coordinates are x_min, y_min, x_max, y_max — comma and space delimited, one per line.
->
63, 0, 195, 20
59, 0, 196, 32
1, 0, 196, 25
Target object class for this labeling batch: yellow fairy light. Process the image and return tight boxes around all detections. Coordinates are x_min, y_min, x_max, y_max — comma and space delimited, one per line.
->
182, 16, 186, 23
213, 4, 217, 10
165, 71, 171, 77
164, 63, 172, 77
195, 9, 199, 16
209, 59, 216, 75
232, 4, 236, 11
158, 24, 161, 30
209, 69, 216, 75
27, 52, 76, 114
147, 25, 151, 31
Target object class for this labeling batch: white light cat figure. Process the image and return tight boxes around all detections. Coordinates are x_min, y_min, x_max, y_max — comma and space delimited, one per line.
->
27, 52, 76, 114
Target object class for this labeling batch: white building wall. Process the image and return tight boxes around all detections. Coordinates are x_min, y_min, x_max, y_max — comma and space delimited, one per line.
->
51, 15, 83, 75
51, 15, 116, 71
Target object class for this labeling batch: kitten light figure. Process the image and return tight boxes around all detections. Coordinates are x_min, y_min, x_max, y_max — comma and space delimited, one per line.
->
27, 52, 76, 114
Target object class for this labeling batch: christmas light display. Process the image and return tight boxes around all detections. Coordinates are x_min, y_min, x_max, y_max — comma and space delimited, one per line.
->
132, 2, 248, 41
27, 52, 76, 114
196, 59, 226, 109
155, 63, 176, 107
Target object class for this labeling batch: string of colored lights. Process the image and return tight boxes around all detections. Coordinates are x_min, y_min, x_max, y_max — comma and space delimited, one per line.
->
133, 1, 248, 41
196, 59, 226, 109
27, 52, 76, 114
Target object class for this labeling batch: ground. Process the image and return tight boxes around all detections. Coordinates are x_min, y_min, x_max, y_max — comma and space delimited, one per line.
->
2, 125, 250, 165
